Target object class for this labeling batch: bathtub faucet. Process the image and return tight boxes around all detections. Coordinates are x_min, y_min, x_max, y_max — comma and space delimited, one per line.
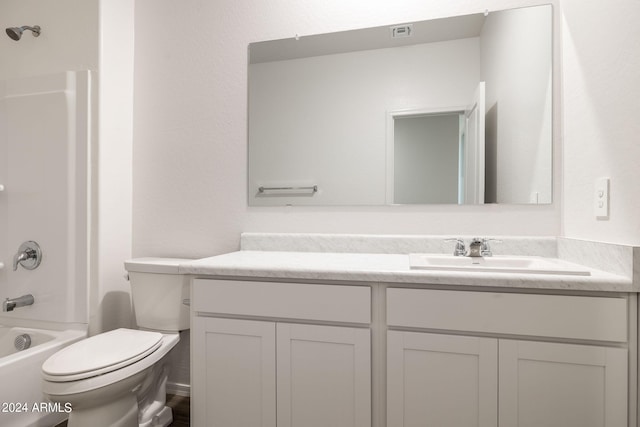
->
3, 294, 34, 312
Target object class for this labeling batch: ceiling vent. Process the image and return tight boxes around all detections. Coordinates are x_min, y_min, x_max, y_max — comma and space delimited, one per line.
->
390, 24, 413, 38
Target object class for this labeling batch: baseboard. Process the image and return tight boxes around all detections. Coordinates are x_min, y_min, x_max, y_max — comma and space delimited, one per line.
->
167, 381, 190, 397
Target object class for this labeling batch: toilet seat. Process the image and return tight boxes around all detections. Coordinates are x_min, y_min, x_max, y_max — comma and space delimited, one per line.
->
42, 332, 179, 398
42, 328, 163, 382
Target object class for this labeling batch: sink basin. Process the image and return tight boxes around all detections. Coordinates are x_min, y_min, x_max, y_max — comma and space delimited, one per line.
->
409, 254, 591, 276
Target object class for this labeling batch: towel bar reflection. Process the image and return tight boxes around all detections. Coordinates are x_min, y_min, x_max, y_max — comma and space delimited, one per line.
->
258, 185, 318, 194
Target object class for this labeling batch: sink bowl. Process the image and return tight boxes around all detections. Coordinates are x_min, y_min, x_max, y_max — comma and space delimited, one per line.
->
409, 254, 591, 276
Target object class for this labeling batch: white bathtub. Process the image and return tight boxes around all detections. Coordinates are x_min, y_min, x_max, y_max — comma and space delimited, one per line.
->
0, 326, 86, 427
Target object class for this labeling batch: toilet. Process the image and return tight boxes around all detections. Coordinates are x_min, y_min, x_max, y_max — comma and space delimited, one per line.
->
41, 258, 191, 427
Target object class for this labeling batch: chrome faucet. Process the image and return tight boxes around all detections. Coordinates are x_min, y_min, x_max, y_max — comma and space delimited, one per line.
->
469, 237, 502, 257
12, 241, 42, 271
3, 294, 34, 312
447, 237, 501, 257
467, 238, 485, 257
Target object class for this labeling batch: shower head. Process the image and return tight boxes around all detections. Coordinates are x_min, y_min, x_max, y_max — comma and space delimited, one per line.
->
5, 25, 41, 41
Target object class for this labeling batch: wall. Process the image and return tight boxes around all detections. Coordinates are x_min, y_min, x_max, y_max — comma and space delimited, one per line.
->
249, 39, 479, 206
0, 0, 98, 81
560, 0, 640, 245
89, 0, 135, 334
133, 0, 561, 259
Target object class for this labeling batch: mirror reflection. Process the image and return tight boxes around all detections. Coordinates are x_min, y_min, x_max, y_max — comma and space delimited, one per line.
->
248, 5, 552, 206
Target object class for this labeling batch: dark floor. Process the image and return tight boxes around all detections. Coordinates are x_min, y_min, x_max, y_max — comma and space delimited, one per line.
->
166, 394, 190, 427
54, 394, 190, 427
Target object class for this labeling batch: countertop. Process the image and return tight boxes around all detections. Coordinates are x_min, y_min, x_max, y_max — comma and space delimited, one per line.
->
180, 250, 635, 293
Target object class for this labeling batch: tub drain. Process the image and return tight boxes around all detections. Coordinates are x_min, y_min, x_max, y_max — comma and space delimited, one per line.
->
14, 334, 31, 351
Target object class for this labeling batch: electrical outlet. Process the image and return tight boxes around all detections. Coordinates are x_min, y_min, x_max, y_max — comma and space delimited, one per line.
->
594, 178, 609, 219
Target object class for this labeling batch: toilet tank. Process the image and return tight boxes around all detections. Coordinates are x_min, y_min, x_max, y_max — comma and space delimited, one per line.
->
124, 258, 192, 331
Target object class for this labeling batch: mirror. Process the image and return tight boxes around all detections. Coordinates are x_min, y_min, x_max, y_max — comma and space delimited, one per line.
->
248, 4, 552, 206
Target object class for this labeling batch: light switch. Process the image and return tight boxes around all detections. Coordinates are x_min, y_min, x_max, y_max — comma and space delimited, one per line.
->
594, 178, 609, 219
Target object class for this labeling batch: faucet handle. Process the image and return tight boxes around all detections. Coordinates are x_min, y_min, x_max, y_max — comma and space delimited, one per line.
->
445, 238, 466, 256
480, 238, 502, 257
13, 241, 42, 271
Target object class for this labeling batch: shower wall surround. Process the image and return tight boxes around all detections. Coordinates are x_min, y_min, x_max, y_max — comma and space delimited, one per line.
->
0, 71, 90, 324
1, 0, 135, 334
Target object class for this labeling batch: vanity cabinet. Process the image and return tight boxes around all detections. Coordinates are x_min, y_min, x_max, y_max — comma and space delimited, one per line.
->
498, 339, 626, 427
193, 317, 275, 427
191, 277, 634, 427
277, 322, 370, 427
387, 288, 630, 427
388, 331, 627, 427
387, 331, 498, 426
191, 279, 372, 427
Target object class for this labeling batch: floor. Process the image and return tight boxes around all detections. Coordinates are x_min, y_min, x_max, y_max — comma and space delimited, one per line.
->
54, 394, 190, 427
166, 394, 190, 427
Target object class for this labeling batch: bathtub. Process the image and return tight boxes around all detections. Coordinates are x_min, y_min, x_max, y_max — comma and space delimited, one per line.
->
0, 325, 86, 427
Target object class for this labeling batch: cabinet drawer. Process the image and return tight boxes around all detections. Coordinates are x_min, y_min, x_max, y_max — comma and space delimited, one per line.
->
387, 288, 627, 342
193, 279, 371, 324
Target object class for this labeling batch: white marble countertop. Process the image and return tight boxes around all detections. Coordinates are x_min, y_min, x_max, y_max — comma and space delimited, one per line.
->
180, 250, 636, 293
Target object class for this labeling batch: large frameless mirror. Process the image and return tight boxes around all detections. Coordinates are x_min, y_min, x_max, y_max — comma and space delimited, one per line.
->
248, 4, 552, 206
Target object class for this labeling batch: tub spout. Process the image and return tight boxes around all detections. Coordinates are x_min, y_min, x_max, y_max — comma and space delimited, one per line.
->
3, 294, 34, 312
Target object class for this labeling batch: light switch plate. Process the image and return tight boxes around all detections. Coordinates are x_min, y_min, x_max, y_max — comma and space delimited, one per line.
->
594, 177, 609, 219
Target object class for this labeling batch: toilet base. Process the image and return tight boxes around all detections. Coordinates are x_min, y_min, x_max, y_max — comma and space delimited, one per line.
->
67, 392, 138, 427
66, 399, 173, 427
140, 405, 173, 427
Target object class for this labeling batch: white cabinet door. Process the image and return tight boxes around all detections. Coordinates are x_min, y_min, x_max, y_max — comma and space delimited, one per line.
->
499, 339, 627, 427
276, 323, 371, 427
387, 330, 498, 427
192, 317, 276, 427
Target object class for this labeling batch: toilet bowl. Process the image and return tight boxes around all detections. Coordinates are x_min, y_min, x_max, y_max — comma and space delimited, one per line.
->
41, 258, 191, 427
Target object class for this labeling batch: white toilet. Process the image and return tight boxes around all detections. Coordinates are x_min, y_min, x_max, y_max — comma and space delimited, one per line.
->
41, 258, 191, 427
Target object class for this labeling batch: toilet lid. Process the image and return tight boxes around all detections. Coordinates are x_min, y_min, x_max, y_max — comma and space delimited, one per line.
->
42, 328, 163, 382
